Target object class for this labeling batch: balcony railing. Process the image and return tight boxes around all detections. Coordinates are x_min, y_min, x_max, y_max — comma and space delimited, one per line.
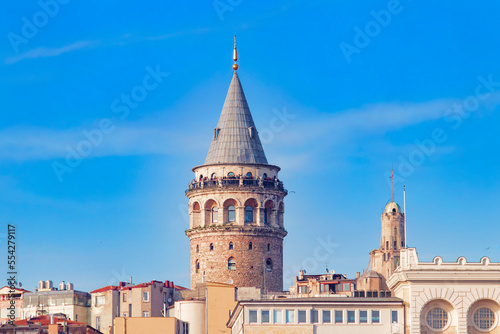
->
186, 178, 286, 194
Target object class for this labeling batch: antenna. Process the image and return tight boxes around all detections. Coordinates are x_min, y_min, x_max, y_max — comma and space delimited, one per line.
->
403, 185, 407, 248
391, 168, 394, 202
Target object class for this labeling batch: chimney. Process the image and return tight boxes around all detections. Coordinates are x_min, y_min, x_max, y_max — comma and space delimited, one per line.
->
298, 270, 304, 280
356, 272, 360, 279
59, 281, 66, 291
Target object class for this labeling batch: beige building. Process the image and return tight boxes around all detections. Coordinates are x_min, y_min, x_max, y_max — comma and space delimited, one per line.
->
289, 270, 356, 297
114, 317, 183, 334
185, 41, 287, 292
22, 280, 90, 324
388, 247, 500, 334
227, 297, 404, 334
168, 282, 238, 334
91, 280, 178, 334
90, 285, 120, 334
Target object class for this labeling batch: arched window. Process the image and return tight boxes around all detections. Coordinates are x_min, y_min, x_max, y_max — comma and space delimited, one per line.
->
210, 243, 214, 251
228, 206, 235, 222
263, 208, 267, 224
192, 202, 201, 228
262, 173, 268, 179
246, 172, 252, 178
248, 242, 253, 250
227, 172, 235, 177
473, 308, 495, 330
392, 208, 396, 214
267, 243, 270, 251
211, 173, 217, 179
228, 257, 236, 270
212, 207, 218, 223
229, 242, 233, 250
199, 175, 203, 181
196, 245, 199, 253
426, 307, 448, 330
394, 227, 397, 235
245, 206, 253, 222
266, 258, 273, 272
195, 260, 200, 273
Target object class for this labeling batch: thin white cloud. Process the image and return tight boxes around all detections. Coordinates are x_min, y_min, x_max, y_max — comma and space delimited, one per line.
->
273, 98, 457, 147
1, 93, 498, 163
0, 122, 177, 161
5, 40, 98, 65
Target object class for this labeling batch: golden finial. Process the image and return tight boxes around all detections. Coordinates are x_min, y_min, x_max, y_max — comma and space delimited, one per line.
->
232, 35, 238, 71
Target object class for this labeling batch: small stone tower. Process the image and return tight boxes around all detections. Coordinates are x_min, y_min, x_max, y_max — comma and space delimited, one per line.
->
185, 39, 287, 292
358, 201, 406, 291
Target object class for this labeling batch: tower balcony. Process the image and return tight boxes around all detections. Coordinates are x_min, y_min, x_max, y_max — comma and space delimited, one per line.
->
186, 177, 287, 195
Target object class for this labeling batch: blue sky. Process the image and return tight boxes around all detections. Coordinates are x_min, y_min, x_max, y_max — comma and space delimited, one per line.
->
1, 0, 500, 292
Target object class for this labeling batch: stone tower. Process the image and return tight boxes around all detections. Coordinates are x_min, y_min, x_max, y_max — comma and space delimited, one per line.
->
357, 201, 406, 291
185, 40, 287, 292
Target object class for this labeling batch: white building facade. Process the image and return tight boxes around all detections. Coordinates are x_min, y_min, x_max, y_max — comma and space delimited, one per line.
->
227, 297, 404, 334
388, 248, 500, 334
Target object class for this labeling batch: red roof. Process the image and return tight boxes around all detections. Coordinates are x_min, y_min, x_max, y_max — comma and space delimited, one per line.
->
0, 286, 31, 293
15, 315, 86, 326
90, 285, 119, 294
91, 280, 177, 293
174, 285, 188, 291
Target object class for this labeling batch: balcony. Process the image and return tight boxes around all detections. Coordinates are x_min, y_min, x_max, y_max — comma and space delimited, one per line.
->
186, 177, 286, 194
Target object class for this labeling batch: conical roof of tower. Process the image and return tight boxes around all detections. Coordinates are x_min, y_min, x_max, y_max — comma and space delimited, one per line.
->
204, 72, 268, 165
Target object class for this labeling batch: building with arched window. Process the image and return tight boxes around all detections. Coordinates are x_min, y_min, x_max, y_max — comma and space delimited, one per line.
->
388, 248, 500, 334
185, 41, 287, 292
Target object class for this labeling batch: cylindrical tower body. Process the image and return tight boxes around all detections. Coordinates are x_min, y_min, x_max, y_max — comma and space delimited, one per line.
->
186, 163, 287, 292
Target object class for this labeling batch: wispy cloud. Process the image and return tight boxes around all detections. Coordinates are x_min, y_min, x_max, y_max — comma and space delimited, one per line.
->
275, 98, 457, 147
0, 122, 176, 161
5, 40, 98, 65
1, 93, 498, 163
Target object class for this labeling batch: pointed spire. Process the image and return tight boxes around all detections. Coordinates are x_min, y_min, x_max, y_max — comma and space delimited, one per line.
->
204, 71, 268, 165
232, 35, 239, 71
204, 38, 268, 165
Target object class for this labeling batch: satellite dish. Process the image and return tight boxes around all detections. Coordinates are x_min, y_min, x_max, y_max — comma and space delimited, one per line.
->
228, 279, 234, 284
329, 270, 335, 275
167, 298, 172, 303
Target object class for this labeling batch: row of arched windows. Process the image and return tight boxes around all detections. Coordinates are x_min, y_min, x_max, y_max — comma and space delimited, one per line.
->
192, 199, 284, 227
195, 257, 273, 273
195, 242, 272, 252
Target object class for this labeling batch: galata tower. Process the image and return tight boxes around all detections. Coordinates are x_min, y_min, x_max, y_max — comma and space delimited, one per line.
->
185, 38, 287, 292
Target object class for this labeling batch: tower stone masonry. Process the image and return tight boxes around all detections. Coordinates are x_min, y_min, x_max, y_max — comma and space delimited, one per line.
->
357, 201, 406, 291
185, 43, 287, 292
